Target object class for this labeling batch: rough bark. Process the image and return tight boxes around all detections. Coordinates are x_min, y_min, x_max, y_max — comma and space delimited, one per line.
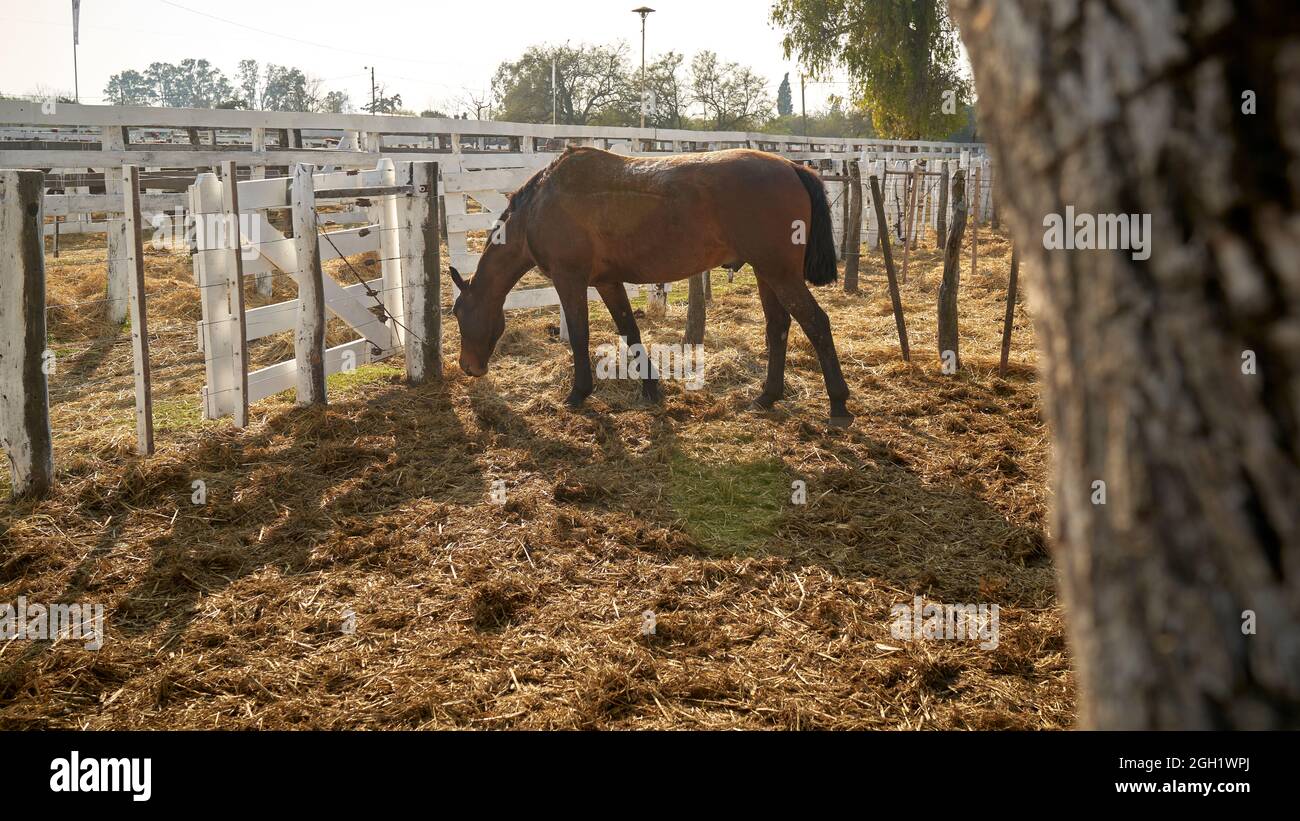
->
952, 0, 1300, 728
938, 169, 967, 370
937, 161, 950, 249
843, 160, 863, 294
869, 174, 910, 361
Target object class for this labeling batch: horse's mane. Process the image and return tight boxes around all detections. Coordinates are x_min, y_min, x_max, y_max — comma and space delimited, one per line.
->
502, 146, 583, 220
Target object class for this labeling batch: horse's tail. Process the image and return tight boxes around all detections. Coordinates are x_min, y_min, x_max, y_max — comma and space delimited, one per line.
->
792, 163, 838, 286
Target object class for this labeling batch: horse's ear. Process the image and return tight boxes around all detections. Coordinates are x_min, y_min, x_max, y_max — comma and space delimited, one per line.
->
449, 266, 467, 291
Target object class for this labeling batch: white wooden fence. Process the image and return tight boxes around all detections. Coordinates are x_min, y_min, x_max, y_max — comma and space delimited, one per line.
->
194, 160, 441, 422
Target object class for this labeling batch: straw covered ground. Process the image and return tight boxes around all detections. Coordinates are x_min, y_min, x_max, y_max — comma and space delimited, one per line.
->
0, 218, 1073, 729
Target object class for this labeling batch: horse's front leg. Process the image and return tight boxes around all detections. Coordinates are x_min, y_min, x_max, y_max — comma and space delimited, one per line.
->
595, 282, 661, 403
556, 279, 593, 408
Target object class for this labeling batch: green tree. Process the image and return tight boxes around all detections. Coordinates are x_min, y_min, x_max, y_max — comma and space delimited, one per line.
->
362, 84, 402, 115
492, 43, 633, 125
140, 59, 233, 108
777, 72, 794, 117
261, 65, 326, 112
237, 59, 261, 109
321, 90, 351, 114
103, 70, 156, 106
771, 0, 970, 139
642, 51, 689, 129
689, 51, 772, 130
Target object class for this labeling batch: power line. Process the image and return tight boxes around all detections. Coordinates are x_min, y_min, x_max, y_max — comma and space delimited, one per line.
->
155, 0, 482, 69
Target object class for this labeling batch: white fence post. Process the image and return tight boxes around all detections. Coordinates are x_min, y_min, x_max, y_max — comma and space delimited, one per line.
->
377, 157, 403, 353
122, 165, 155, 454
193, 171, 244, 421
292, 163, 327, 406
220, 161, 250, 426
103, 125, 129, 323
401, 161, 442, 383
250, 128, 273, 296
0, 170, 54, 498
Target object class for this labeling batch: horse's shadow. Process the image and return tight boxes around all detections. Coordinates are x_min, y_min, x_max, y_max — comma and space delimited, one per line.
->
458, 377, 1048, 608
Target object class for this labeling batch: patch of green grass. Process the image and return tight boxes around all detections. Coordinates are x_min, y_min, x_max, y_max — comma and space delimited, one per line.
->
152, 397, 213, 432
618, 268, 755, 312
665, 451, 789, 554
327, 362, 402, 394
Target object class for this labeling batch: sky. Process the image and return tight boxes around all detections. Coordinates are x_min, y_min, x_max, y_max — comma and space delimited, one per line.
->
0, 0, 855, 116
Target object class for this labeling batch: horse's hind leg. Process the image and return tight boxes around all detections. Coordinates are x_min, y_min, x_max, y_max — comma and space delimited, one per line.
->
596, 282, 661, 403
555, 277, 593, 408
755, 278, 791, 409
758, 271, 853, 426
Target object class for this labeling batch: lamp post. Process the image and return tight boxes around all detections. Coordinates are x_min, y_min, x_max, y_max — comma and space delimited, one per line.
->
632, 7, 655, 130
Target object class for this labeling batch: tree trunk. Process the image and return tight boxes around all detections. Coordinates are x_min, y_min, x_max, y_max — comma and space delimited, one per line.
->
952, 0, 1300, 728
843, 160, 863, 294
937, 161, 949, 249
684, 273, 706, 345
937, 169, 967, 370
869, 174, 910, 361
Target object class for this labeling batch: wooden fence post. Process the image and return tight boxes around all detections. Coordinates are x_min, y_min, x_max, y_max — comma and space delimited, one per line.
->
900, 161, 917, 284
647, 283, 668, 318
103, 125, 129, 324
121, 166, 154, 454
970, 164, 981, 283
192, 172, 244, 421
839, 160, 851, 262
989, 161, 999, 230
868, 174, 909, 361
220, 161, 249, 426
0, 170, 54, 499
291, 163, 327, 406
1000, 248, 1019, 377
939, 169, 968, 371
685, 272, 706, 345
909, 161, 923, 250
937, 161, 950, 249
843, 160, 862, 294
401, 161, 442, 384
377, 157, 404, 355
250, 128, 273, 296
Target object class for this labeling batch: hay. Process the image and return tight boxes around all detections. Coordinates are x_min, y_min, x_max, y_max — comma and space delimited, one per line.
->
0, 224, 1073, 729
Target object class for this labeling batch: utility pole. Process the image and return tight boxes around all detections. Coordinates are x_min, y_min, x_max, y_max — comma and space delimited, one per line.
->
633, 7, 655, 130
364, 66, 377, 114
552, 57, 557, 125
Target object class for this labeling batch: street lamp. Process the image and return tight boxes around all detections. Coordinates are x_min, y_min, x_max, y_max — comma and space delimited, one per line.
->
632, 7, 655, 130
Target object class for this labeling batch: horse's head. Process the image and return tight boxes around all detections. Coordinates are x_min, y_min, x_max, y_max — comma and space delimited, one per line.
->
450, 266, 505, 377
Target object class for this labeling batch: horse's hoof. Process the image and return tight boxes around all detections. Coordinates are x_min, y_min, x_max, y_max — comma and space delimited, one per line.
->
563, 391, 589, 409
752, 392, 781, 410
828, 414, 854, 428
641, 384, 664, 404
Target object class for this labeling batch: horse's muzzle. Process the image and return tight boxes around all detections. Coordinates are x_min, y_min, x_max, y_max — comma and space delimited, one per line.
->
460, 359, 487, 377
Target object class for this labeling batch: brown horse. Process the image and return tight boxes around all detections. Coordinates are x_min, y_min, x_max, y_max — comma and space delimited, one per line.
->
448, 146, 852, 425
